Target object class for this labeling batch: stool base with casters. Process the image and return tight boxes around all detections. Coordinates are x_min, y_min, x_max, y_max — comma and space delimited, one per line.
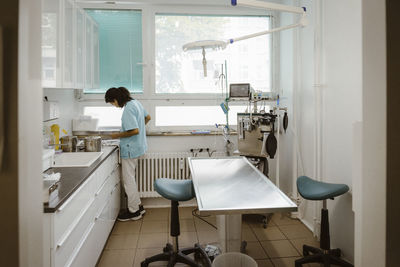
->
295, 176, 354, 267
141, 179, 211, 267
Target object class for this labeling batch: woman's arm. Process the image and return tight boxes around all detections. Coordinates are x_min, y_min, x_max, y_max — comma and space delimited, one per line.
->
145, 115, 151, 125
110, 128, 139, 139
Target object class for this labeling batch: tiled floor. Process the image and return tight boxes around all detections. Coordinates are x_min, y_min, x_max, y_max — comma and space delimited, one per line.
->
97, 207, 322, 267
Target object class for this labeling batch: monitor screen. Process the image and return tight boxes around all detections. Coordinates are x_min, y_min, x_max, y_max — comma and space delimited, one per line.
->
229, 83, 250, 98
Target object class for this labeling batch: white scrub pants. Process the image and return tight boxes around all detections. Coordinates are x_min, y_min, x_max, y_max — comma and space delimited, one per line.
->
121, 158, 141, 213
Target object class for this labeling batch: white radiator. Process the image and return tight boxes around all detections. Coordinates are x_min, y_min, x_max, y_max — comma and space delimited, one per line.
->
135, 152, 225, 197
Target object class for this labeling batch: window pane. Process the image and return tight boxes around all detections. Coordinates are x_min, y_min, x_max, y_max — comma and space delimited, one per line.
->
83, 106, 122, 128
155, 14, 271, 94
84, 10, 143, 94
155, 105, 249, 127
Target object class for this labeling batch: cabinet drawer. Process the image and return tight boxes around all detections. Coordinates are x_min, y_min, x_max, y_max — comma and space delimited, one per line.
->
54, 193, 96, 267
54, 172, 97, 245
95, 150, 119, 190
93, 169, 117, 216
70, 183, 120, 267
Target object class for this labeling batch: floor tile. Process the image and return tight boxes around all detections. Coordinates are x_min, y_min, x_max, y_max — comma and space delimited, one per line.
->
244, 241, 269, 260
133, 247, 167, 267
290, 237, 320, 255
260, 240, 300, 258
137, 232, 168, 248
141, 220, 169, 233
112, 220, 142, 235
179, 207, 196, 219
242, 221, 251, 229
272, 213, 301, 226
256, 259, 275, 267
244, 214, 275, 228
178, 219, 196, 232
168, 231, 198, 248
271, 256, 301, 267
197, 230, 219, 245
105, 234, 139, 249
97, 249, 135, 267
278, 224, 314, 239
241, 228, 258, 242
143, 208, 169, 221
253, 226, 286, 241
194, 217, 217, 231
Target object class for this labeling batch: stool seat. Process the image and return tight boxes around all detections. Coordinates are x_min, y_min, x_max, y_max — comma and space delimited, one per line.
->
155, 178, 195, 202
297, 176, 349, 200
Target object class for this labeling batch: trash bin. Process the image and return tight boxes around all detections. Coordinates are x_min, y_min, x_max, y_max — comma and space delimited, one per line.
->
212, 252, 258, 267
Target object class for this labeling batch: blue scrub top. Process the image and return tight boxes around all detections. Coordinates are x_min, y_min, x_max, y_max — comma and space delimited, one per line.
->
120, 100, 148, 159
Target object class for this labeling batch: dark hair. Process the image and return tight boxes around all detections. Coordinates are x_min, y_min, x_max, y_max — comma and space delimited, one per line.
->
105, 87, 133, 107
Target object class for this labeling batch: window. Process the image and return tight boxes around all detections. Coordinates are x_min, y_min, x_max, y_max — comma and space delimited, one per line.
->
83, 106, 122, 128
155, 105, 254, 127
84, 10, 143, 94
79, 6, 276, 131
155, 14, 271, 94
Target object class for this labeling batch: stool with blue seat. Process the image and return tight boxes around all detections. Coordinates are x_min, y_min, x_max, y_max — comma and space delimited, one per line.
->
295, 176, 354, 267
141, 178, 211, 267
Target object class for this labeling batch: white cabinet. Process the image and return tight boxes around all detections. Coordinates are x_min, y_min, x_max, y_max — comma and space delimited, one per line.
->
74, 7, 85, 88
92, 22, 100, 89
42, 0, 61, 88
42, 0, 99, 89
43, 149, 120, 267
63, 0, 74, 88
84, 15, 93, 89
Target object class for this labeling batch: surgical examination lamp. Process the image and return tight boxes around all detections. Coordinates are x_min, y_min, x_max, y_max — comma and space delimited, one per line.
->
182, 0, 308, 77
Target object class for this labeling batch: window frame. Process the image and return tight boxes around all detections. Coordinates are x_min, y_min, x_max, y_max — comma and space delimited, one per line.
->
77, 2, 280, 132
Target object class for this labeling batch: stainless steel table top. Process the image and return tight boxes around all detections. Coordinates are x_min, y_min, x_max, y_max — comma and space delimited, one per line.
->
188, 157, 297, 215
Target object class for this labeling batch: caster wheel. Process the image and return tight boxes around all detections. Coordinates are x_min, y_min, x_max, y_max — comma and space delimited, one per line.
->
303, 248, 310, 256
194, 251, 201, 261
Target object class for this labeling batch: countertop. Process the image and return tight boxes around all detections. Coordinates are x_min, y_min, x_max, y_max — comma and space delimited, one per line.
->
43, 146, 119, 213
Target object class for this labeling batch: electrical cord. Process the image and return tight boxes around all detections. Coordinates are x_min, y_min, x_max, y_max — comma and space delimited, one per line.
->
192, 208, 217, 230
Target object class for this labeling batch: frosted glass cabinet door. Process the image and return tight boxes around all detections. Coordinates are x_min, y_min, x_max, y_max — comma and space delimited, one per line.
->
42, 0, 60, 88
92, 22, 100, 89
85, 15, 93, 89
63, 0, 74, 88
75, 8, 85, 89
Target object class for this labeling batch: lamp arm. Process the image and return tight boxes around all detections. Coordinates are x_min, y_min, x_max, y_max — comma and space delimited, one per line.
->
232, 0, 306, 15
228, 14, 308, 44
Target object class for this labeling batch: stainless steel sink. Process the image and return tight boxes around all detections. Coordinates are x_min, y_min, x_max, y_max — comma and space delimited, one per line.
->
53, 152, 103, 168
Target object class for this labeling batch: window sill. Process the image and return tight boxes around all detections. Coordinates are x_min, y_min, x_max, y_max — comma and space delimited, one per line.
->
72, 130, 237, 137
147, 131, 237, 137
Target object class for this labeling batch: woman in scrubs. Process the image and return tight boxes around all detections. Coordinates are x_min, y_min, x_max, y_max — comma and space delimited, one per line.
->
105, 87, 151, 221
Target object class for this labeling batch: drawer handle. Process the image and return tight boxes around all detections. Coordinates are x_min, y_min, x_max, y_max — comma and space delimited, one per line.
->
95, 177, 109, 197
111, 183, 119, 194
65, 221, 96, 267
56, 197, 95, 248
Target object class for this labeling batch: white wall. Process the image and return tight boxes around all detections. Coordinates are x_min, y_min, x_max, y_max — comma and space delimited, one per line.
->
291, 0, 363, 263
43, 89, 78, 136
358, 0, 386, 266
19, 0, 43, 266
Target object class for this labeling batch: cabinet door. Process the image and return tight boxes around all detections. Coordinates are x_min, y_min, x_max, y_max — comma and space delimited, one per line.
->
42, 0, 61, 88
75, 7, 85, 89
85, 15, 93, 89
92, 22, 100, 89
62, 0, 74, 88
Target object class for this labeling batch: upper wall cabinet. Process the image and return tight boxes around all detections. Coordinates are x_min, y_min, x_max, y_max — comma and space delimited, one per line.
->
42, 0, 99, 89
42, 0, 61, 88
75, 7, 85, 88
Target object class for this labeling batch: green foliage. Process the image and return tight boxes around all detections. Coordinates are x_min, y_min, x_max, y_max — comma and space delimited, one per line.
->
156, 15, 228, 93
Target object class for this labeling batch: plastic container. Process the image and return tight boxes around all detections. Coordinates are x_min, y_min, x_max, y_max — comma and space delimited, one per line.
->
212, 252, 258, 267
